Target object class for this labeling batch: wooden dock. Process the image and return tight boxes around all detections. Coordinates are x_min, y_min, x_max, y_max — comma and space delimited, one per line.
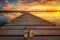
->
0, 12, 60, 40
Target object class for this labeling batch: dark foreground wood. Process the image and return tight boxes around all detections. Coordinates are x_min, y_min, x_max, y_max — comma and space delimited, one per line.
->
0, 36, 60, 40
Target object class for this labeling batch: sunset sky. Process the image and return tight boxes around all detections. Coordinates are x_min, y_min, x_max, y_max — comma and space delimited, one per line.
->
0, 0, 60, 9
0, 0, 60, 25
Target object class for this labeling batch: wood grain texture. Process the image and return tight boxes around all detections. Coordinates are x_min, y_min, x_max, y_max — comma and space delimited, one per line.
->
0, 36, 60, 40
0, 30, 60, 35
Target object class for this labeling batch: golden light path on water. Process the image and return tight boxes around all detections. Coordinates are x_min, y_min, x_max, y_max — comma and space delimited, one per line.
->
30, 12, 60, 26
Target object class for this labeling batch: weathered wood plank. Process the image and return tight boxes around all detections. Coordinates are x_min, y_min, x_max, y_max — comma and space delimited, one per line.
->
0, 30, 24, 35
29, 36, 60, 40
1, 26, 60, 30
0, 36, 24, 40
0, 30, 60, 35
0, 36, 60, 40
